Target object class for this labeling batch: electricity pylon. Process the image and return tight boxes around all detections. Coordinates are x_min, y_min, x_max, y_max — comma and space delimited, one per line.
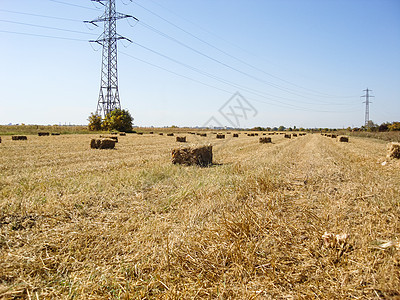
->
361, 88, 374, 127
85, 0, 137, 117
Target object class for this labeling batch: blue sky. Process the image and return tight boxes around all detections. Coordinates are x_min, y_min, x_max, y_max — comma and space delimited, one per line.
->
0, 0, 399, 128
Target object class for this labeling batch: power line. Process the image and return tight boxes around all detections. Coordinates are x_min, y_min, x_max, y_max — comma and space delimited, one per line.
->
0, 19, 97, 36
132, 41, 358, 111
0, 29, 88, 41
120, 50, 360, 113
133, 0, 358, 101
48, 0, 101, 11
0, 9, 82, 22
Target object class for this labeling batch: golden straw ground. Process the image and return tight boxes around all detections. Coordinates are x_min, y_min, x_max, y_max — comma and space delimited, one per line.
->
0, 133, 399, 298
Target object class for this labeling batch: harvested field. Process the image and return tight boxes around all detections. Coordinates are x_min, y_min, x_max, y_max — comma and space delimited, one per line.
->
0, 133, 399, 299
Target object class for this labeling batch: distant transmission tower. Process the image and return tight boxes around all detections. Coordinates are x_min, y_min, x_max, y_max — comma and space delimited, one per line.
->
361, 88, 374, 127
85, 0, 137, 117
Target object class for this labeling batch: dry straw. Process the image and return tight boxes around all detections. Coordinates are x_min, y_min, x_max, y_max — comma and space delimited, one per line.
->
171, 145, 213, 166
90, 138, 116, 149
387, 142, 400, 159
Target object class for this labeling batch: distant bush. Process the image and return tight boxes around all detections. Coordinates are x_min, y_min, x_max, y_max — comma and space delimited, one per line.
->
88, 113, 102, 131
88, 109, 134, 132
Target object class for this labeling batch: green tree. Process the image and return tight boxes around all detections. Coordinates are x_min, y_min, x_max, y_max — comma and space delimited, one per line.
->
88, 113, 102, 131
102, 109, 134, 132
278, 125, 286, 131
388, 122, 400, 131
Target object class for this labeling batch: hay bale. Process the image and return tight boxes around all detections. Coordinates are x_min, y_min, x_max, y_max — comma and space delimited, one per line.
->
284, 134, 291, 139
387, 142, 400, 159
119, 132, 126, 136
90, 138, 115, 149
338, 136, 349, 142
159, 133, 164, 135
216, 134, 225, 139
12, 136, 27, 141
259, 137, 271, 143
200, 133, 207, 137
100, 135, 118, 143
38, 132, 50, 136
172, 145, 212, 167
233, 133, 239, 137
149, 132, 154, 134
167, 133, 174, 136
0, 137, 2, 143
51, 133, 60, 136
331, 134, 337, 138
292, 133, 297, 137
137, 132, 143, 135
176, 136, 186, 142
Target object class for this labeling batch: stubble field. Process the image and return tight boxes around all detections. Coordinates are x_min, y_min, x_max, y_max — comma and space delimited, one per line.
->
0, 132, 399, 299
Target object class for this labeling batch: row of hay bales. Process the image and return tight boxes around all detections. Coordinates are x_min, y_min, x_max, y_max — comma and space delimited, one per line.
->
322, 133, 349, 142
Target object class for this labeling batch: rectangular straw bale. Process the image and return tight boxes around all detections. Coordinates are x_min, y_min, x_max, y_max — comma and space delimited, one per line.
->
167, 133, 174, 136
51, 133, 60, 136
387, 142, 400, 159
159, 133, 164, 135
0, 137, 2, 143
259, 137, 271, 143
176, 136, 186, 142
338, 136, 349, 142
233, 133, 239, 137
91, 138, 115, 149
292, 133, 297, 137
38, 132, 50, 136
12, 136, 27, 140
200, 133, 207, 137
100, 135, 118, 142
119, 132, 126, 136
216, 134, 225, 139
284, 134, 291, 139
172, 145, 212, 167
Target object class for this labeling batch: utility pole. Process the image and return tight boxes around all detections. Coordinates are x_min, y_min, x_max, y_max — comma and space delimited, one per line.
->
361, 88, 374, 127
85, 0, 137, 118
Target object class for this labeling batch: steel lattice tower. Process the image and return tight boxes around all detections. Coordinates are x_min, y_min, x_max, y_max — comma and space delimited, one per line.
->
86, 0, 136, 117
361, 88, 374, 127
